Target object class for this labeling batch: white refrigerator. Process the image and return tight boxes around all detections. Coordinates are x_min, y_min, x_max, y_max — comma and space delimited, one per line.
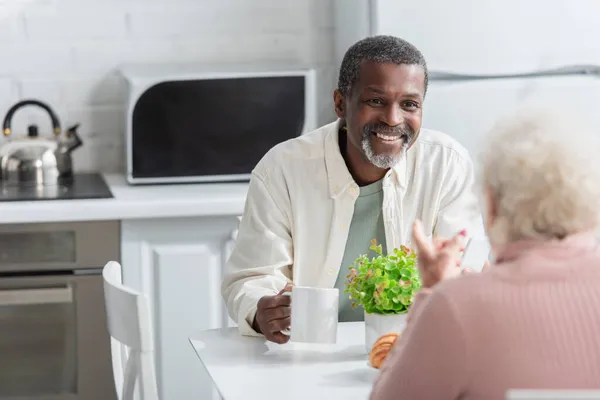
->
334, 0, 600, 158
334, 0, 600, 266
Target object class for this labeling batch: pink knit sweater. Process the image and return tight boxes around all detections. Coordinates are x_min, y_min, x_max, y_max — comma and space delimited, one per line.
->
370, 232, 600, 400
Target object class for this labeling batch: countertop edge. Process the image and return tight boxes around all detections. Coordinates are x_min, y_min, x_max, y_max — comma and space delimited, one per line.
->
0, 173, 249, 224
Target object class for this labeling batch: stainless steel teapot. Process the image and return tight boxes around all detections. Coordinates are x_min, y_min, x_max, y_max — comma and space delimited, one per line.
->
1, 100, 83, 186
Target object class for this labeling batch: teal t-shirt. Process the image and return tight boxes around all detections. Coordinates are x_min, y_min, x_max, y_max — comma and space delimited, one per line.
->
334, 179, 387, 322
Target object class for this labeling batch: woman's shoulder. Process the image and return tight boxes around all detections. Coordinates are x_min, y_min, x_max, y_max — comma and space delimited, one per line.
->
431, 259, 600, 313
436, 269, 497, 293
427, 270, 502, 311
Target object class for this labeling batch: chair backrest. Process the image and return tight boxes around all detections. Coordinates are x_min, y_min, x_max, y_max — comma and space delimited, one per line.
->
102, 261, 159, 400
506, 389, 600, 399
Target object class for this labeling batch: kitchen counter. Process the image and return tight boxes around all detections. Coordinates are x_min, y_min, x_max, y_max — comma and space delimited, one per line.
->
0, 174, 249, 224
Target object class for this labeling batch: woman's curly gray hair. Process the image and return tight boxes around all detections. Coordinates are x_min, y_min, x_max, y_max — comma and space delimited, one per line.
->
480, 107, 600, 244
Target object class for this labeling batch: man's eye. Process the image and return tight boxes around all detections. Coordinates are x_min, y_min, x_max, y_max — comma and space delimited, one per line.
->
403, 101, 420, 109
367, 99, 384, 106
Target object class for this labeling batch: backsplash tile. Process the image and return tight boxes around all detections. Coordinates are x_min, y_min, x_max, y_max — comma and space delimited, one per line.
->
24, 6, 128, 40
61, 73, 128, 108
0, 79, 20, 121
18, 78, 63, 107
0, 3, 26, 41
0, 0, 336, 173
0, 44, 75, 75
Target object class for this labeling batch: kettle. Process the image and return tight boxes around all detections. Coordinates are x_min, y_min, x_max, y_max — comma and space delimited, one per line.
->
1, 99, 83, 186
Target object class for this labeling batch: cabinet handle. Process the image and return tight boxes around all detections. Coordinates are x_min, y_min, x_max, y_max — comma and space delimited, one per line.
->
0, 287, 73, 306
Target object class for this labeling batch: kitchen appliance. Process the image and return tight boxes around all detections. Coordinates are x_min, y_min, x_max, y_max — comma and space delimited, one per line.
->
0, 172, 113, 202
0, 220, 119, 400
334, 0, 600, 158
120, 63, 318, 185
1, 100, 83, 186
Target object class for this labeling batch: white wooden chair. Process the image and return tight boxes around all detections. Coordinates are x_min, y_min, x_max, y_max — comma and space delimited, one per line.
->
102, 261, 159, 400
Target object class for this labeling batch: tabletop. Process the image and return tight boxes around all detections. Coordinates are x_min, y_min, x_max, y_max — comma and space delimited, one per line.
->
189, 322, 380, 400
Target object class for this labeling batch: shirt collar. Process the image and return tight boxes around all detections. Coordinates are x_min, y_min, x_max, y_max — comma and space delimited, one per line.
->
324, 119, 408, 198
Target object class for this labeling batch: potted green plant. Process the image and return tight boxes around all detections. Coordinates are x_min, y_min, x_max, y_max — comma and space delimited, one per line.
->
344, 239, 422, 352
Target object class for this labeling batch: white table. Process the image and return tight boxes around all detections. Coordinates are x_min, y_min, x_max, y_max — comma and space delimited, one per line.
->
189, 322, 379, 400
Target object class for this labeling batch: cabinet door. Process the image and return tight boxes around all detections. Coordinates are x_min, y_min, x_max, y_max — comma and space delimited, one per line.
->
121, 216, 239, 400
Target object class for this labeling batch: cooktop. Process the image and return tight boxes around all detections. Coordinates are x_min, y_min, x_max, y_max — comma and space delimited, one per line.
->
0, 173, 113, 202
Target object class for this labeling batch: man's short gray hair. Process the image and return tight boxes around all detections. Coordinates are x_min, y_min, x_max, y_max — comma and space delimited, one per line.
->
337, 35, 428, 96
480, 106, 600, 244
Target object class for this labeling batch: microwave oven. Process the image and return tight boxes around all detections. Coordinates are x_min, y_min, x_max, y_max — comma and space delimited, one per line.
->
120, 63, 318, 185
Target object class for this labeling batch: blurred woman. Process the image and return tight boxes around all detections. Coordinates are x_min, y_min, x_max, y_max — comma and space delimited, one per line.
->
370, 107, 600, 399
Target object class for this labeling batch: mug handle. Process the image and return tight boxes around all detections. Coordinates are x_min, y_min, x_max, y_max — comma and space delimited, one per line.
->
280, 291, 292, 336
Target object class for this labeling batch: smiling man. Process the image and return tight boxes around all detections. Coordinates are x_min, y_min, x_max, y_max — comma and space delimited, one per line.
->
221, 35, 483, 343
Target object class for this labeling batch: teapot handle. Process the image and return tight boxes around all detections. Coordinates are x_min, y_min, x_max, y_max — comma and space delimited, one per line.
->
2, 99, 62, 137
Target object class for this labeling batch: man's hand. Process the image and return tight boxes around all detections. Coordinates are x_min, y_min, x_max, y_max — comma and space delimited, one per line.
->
253, 284, 292, 344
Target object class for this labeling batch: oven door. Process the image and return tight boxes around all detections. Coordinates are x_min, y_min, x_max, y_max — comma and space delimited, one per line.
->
0, 273, 116, 400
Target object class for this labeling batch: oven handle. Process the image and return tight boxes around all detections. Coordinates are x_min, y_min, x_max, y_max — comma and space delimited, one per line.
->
0, 286, 73, 306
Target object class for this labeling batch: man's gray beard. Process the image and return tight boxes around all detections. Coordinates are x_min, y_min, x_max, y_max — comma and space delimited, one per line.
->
361, 132, 408, 169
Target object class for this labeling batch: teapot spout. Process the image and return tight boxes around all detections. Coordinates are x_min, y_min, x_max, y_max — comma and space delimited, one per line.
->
64, 124, 83, 153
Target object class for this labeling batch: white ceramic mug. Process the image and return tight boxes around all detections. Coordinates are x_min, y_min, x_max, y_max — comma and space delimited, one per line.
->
280, 286, 339, 344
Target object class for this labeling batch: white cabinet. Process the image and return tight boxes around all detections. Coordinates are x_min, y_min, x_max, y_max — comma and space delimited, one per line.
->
120, 216, 240, 400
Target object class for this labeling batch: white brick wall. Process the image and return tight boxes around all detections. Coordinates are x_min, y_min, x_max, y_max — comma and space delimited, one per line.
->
0, 0, 336, 173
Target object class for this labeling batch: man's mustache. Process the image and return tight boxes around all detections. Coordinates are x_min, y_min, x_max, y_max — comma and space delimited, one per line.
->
363, 123, 414, 138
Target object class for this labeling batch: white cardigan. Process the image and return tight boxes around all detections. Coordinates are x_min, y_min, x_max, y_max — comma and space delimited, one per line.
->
221, 120, 483, 336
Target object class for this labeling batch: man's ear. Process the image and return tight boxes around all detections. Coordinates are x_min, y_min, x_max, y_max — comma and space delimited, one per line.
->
333, 89, 346, 119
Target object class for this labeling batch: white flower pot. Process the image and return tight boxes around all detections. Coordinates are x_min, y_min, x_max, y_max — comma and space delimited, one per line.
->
364, 311, 407, 353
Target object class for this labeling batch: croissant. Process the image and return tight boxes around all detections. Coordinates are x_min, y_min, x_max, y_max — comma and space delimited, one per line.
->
369, 332, 400, 369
